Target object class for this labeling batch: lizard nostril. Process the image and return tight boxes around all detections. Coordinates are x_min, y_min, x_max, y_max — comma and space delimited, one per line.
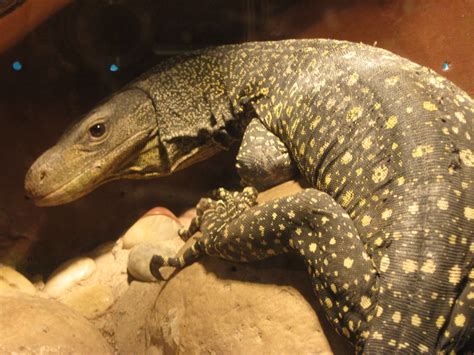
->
40, 171, 47, 181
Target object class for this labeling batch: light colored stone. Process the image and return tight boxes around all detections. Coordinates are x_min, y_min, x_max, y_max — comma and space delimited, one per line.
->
146, 258, 353, 354
0, 265, 37, 295
44, 257, 96, 298
122, 208, 183, 250
128, 243, 179, 281
0, 292, 112, 354
60, 284, 114, 319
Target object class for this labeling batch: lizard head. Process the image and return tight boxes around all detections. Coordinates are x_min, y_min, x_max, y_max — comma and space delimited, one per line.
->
24, 88, 163, 206
25, 53, 238, 207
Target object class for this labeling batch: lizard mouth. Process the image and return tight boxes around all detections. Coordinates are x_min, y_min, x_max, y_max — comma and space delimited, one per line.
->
30, 165, 107, 206
26, 130, 151, 206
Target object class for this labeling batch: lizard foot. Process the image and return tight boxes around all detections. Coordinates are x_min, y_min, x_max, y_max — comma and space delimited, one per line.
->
179, 187, 258, 241
148, 187, 258, 278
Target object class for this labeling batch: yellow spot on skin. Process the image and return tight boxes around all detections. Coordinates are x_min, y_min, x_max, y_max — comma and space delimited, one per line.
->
346, 106, 362, 121
309, 115, 322, 130
347, 73, 359, 86
421, 259, 436, 273
330, 284, 337, 293
448, 234, 457, 245
341, 152, 353, 164
309, 243, 317, 253
343, 257, 354, 269
362, 137, 372, 150
411, 314, 422, 327
397, 176, 405, 185
460, 149, 474, 167
325, 297, 333, 309
408, 202, 419, 214
423, 101, 438, 111
455, 111, 466, 123
360, 296, 372, 309
381, 209, 392, 220
374, 103, 381, 110
437, 198, 449, 210
385, 76, 399, 86
361, 215, 372, 227
393, 231, 402, 240
376, 305, 383, 317
418, 344, 429, 353
392, 311, 401, 323
356, 168, 363, 176
406, 107, 413, 113
372, 164, 388, 183
412, 145, 434, 158
402, 259, 418, 273
454, 314, 466, 327
449, 264, 461, 285
324, 173, 332, 186
436, 315, 445, 328
299, 143, 305, 156
274, 102, 283, 118
385, 115, 398, 129
341, 190, 354, 207
380, 255, 390, 272
465, 207, 474, 221
342, 328, 350, 338
372, 331, 383, 340
329, 237, 336, 245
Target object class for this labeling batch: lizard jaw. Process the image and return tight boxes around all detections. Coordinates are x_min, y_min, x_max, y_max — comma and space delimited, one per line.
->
25, 130, 152, 206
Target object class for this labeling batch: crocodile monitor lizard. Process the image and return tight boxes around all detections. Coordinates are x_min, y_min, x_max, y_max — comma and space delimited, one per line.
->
25, 39, 473, 353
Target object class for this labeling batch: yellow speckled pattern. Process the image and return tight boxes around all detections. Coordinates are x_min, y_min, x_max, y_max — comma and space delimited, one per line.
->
145, 40, 473, 353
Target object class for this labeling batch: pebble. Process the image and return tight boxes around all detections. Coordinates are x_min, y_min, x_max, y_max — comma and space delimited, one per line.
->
44, 257, 96, 298
0, 265, 37, 295
122, 208, 182, 250
128, 243, 178, 281
60, 284, 114, 319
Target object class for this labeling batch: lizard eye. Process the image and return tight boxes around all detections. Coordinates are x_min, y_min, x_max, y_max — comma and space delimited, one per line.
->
89, 123, 106, 138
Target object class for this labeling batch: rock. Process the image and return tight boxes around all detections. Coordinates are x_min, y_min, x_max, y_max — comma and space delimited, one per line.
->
60, 284, 114, 319
146, 258, 353, 354
0, 292, 112, 354
44, 257, 96, 298
128, 243, 179, 281
122, 207, 183, 250
102, 281, 160, 354
0, 265, 37, 295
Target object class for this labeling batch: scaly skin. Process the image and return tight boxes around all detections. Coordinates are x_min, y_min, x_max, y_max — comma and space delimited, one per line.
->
25, 39, 473, 353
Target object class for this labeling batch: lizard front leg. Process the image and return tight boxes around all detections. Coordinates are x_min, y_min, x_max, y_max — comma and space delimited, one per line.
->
236, 118, 297, 190
151, 186, 379, 348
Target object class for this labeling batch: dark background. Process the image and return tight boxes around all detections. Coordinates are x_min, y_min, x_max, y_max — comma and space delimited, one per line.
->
0, 0, 473, 274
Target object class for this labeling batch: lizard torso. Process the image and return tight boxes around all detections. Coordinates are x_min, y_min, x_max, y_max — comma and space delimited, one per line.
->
214, 39, 473, 352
